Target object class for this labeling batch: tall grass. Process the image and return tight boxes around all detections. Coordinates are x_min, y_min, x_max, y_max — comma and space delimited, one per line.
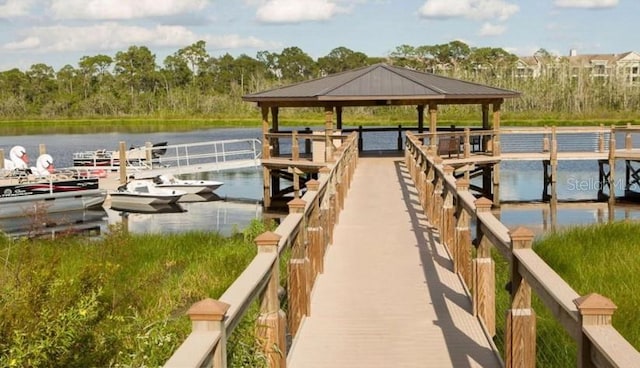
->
0, 220, 272, 367
493, 221, 640, 367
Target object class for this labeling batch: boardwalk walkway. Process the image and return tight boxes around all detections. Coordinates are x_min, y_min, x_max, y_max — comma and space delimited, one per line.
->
287, 156, 501, 367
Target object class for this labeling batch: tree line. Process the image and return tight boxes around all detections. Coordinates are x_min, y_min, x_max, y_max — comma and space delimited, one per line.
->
0, 40, 638, 119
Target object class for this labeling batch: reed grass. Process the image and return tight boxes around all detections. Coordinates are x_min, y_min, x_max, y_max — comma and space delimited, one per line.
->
493, 221, 640, 367
0, 220, 272, 367
2, 113, 640, 136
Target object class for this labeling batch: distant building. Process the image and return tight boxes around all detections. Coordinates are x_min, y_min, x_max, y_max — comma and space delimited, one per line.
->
516, 50, 640, 84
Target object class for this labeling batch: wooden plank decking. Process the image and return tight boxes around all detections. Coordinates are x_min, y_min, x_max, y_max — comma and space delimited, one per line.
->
287, 156, 501, 368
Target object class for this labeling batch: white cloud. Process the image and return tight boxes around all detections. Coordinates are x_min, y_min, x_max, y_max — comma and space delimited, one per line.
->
479, 22, 506, 36
255, 0, 348, 23
419, 0, 519, 21
554, 0, 618, 8
2, 22, 275, 54
50, 0, 208, 20
0, 0, 34, 18
4, 36, 40, 50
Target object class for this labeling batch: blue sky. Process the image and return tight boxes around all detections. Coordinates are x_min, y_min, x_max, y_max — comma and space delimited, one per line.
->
0, 0, 636, 72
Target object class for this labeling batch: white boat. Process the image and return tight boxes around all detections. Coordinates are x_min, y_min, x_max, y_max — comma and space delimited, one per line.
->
72, 141, 168, 169
109, 180, 187, 206
0, 152, 107, 220
150, 174, 223, 194
0, 176, 107, 219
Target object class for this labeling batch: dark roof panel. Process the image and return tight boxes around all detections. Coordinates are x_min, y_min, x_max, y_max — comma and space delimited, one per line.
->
243, 63, 519, 105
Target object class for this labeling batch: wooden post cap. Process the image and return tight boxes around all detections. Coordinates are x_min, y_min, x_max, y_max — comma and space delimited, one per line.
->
287, 198, 307, 213
510, 227, 535, 249
510, 227, 534, 242
187, 298, 230, 322
255, 231, 281, 247
443, 165, 455, 175
475, 197, 493, 212
319, 166, 331, 174
306, 179, 320, 191
574, 293, 617, 316
456, 178, 470, 191
433, 156, 443, 165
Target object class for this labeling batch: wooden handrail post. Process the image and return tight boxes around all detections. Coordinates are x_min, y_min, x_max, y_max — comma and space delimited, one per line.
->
255, 231, 287, 368
119, 141, 127, 184
598, 124, 605, 153
473, 197, 496, 336
608, 125, 616, 207
542, 126, 549, 152
0, 149, 4, 169
306, 179, 325, 276
430, 156, 443, 222
441, 166, 455, 252
574, 293, 617, 368
455, 179, 472, 287
288, 198, 310, 337
506, 227, 536, 368
187, 298, 231, 367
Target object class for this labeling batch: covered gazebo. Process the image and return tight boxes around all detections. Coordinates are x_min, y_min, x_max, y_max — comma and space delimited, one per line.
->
242, 63, 520, 208
243, 63, 520, 149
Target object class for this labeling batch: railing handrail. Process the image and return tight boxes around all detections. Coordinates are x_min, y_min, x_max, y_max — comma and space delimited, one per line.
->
404, 131, 640, 367
165, 132, 358, 367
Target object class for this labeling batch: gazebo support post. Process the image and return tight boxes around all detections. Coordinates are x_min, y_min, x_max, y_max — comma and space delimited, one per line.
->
271, 106, 281, 197
325, 106, 334, 161
481, 103, 492, 202
336, 106, 343, 130
262, 106, 272, 209
492, 101, 502, 206
429, 103, 437, 151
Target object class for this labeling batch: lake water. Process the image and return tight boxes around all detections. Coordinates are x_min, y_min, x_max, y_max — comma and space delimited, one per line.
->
2, 127, 640, 238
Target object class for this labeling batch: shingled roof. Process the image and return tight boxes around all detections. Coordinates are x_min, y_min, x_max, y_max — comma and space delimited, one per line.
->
242, 63, 520, 107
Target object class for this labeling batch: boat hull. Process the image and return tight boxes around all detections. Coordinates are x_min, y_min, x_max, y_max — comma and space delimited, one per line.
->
154, 182, 223, 194
0, 178, 106, 219
109, 192, 183, 206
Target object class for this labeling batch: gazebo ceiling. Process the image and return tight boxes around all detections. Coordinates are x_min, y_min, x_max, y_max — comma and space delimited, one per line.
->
242, 63, 520, 108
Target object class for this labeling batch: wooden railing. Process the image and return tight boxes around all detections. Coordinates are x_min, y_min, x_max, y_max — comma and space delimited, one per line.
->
405, 131, 640, 368
427, 124, 640, 160
164, 132, 358, 367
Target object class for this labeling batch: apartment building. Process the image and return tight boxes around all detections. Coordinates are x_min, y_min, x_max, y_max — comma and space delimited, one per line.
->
516, 50, 640, 83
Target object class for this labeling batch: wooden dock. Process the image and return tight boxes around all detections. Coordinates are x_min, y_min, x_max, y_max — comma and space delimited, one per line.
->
286, 156, 500, 367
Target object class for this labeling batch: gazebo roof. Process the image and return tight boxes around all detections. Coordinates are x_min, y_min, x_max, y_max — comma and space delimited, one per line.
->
242, 63, 520, 107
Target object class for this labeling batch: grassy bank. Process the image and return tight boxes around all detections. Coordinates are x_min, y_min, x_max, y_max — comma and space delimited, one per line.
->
493, 221, 640, 367
0, 220, 272, 367
1, 111, 640, 136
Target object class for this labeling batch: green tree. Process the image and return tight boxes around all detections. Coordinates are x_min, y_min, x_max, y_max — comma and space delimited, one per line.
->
114, 46, 158, 109
25, 63, 56, 109
277, 47, 316, 82
177, 40, 209, 78
317, 46, 369, 75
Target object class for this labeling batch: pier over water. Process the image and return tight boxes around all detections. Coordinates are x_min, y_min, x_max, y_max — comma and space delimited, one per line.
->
165, 64, 639, 367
